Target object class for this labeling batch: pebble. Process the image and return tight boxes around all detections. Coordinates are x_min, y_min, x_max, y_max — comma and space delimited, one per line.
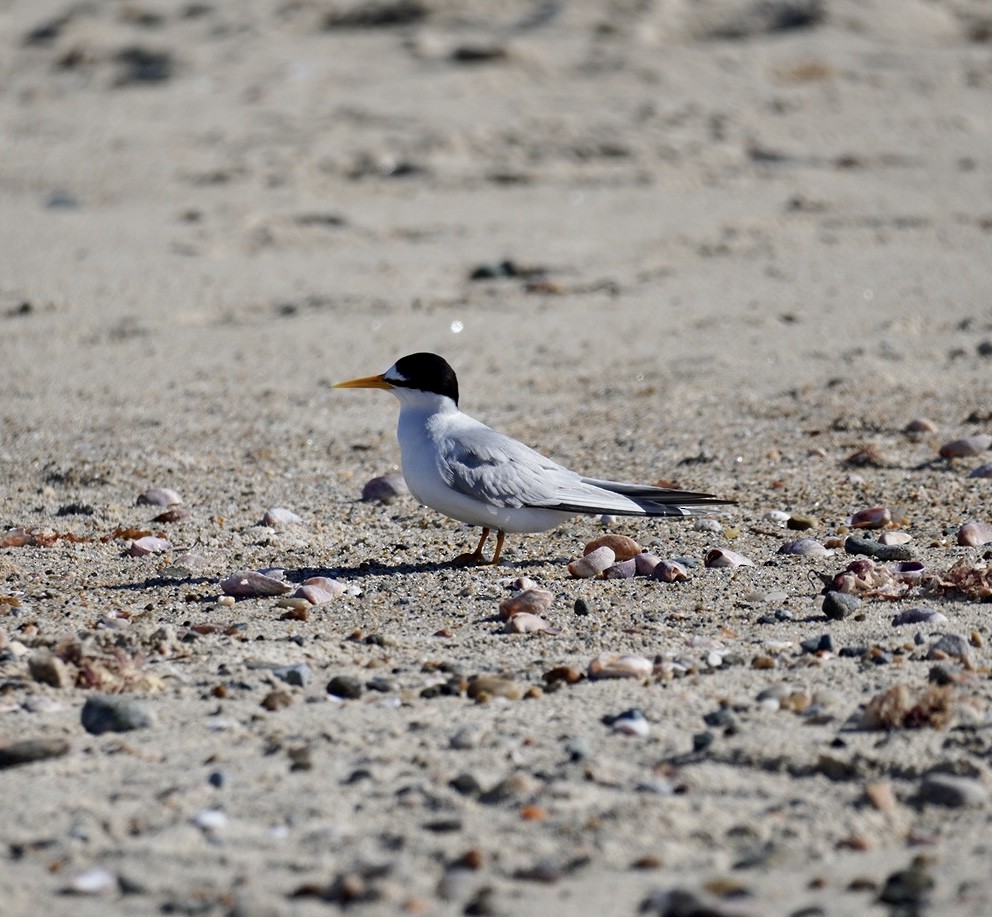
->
763, 510, 790, 525
939, 434, 991, 458
261, 689, 293, 711
221, 569, 293, 598
704, 547, 754, 568
904, 417, 937, 434
273, 663, 311, 688
957, 521, 992, 547
466, 675, 522, 701
0, 737, 70, 769
603, 558, 637, 579
778, 537, 830, 556
478, 773, 537, 805
153, 507, 191, 523
136, 487, 181, 507
823, 590, 860, 620
891, 607, 948, 627
449, 727, 482, 750
844, 534, 915, 562
607, 708, 650, 737
498, 588, 553, 619
928, 633, 972, 663
800, 634, 833, 654
361, 472, 409, 504
588, 653, 652, 680
651, 559, 688, 582
878, 861, 934, 907
846, 505, 891, 529
81, 694, 155, 735
544, 665, 583, 686
327, 675, 363, 699
128, 535, 172, 557
864, 781, 897, 813
634, 552, 662, 576
969, 461, 992, 478
584, 534, 641, 561
693, 517, 722, 533
919, 773, 988, 808
28, 649, 71, 688
261, 507, 303, 526
65, 866, 117, 895
504, 612, 559, 634
567, 546, 615, 578
293, 576, 347, 604
786, 513, 817, 531
191, 808, 229, 832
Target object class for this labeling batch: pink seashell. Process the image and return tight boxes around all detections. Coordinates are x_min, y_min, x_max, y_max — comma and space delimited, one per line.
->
261, 507, 302, 526
846, 506, 891, 529
568, 546, 615, 578
293, 576, 346, 604
969, 461, 992, 479
504, 612, 560, 635
958, 522, 992, 547
136, 487, 182, 507
939, 434, 992, 459
584, 534, 642, 561
361, 473, 409, 504
603, 558, 637, 579
634, 552, 662, 576
891, 607, 948, 627
128, 536, 172, 557
221, 569, 293, 598
777, 538, 830, 556
704, 548, 754, 569
879, 531, 912, 545
588, 653, 653, 680
499, 588, 554, 619
651, 559, 689, 582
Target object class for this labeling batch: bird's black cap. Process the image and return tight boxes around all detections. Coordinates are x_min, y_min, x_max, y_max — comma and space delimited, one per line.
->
390, 353, 459, 405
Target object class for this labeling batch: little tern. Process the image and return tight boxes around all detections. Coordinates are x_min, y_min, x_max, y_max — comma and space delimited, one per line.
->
335, 353, 734, 564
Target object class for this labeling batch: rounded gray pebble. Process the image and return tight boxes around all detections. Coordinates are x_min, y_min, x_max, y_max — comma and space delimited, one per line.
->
823, 590, 860, 620
919, 773, 988, 808
81, 694, 154, 735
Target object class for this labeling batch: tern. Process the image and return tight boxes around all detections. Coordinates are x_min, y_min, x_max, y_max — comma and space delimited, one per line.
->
335, 353, 734, 564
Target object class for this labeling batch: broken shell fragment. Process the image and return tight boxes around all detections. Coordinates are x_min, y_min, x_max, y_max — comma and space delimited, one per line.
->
879, 531, 912, 546
957, 522, 992, 547
504, 612, 560, 635
968, 461, 992, 479
361, 473, 409, 504
651, 559, 689, 582
261, 507, 302, 526
608, 708, 650, 737
846, 506, 891, 529
704, 548, 754, 569
498, 588, 554, 619
136, 487, 182, 507
584, 534, 641, 561
777, 538, 830, 557
939, 434, 992, 459
568, 546, 615, 578
293, 577, 347, 604
588, 653, 653, 680
221, 569, 293, 598
603, 558, 637, 579
128, 536, 172, 557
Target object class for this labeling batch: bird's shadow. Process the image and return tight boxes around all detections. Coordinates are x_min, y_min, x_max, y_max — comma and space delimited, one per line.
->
293, 556, 561, 581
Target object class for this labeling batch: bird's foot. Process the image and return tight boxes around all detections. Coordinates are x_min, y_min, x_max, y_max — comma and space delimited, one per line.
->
451, 550, 489, 566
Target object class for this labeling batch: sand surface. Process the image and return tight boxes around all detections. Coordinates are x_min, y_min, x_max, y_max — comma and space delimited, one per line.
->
2, 0, 992, 914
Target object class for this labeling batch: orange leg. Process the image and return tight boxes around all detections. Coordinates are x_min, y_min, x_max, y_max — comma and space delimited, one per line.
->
489, 530, 506, 565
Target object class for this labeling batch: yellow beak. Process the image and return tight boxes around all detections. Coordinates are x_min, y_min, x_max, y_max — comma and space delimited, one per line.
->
333, 373, 393, 391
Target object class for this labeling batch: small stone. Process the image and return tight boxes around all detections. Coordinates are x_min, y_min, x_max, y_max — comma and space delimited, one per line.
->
28, 650, 70, 688
568, 546, 615, 578
927, 633, 972, 663
603, 558, 637, 579
504, 612, 559, 634
65, 866, 116, 895
588, 653, 652, 680
584, 534, 642, 561
891, 608, 948, 627
778, 538, 830, 556
904, 417, 937, 434
939, 434, 991, 459
450, 773, 482, 796
293, 576, 346, 604
764, 510, 790, 525
957, 521, 992, 547
153, 507, 191, 523
361, 472, 409, 504
544, 665, 583, 686
260, 689, 293, 711
844, 534, 915, 562
221, 569, 293, 598
136, 487, 181, 507
693, 517, 722, 533
128, 536, 172, 557
573, 598, 590, 616
261, 507, 303, 526
919, 773, 988, 808
0, 738, 71, 769
499, 588, 553, 619
823, 590, 859, 620
704, 548, 754, 568
273, 663, 311, 688
786, 513, 817, 530
607, 708, 649, 737
800, 634, 833, 654
327, 675, 363, 699
478, 773, 537, 805
81, 694, 154, 735
878, 862, 934, 906
969, 461, 992, 478
466, 676, 521, 701
864, 781, 897, 813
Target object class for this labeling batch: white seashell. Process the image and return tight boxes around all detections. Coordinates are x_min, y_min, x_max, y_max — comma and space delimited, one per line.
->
958, 521, 992, 547
634, 552, 662, 576
891, 607, 948, 627
651, 559, 688, 582
598, 514, 618, 526
693, 518, 722, 533
293, 576, 347, 604
361, 473, 409, 504
66, 866, 116, 895
969, 461, 992, 478
499, 588, 553, 619
846, 505, 891, 529
777, 538, 830, 556
763, 510, 790, 525
603, 558, 637, 579
611, 710, 649, 737
879, 531, 912, 545
276, 596, 312, 612
221, 569, 293, 598
939, 434, 992, 459
192, 808, 228, 832
567, 546, 615, 578
704, 548, 754, 568
588, 653, 653, 680
128, 536, 172, 557
261, 507, 302, 526
504, 612, 560, 635
584, 534, 642, 561
499, 576, 539, 591
136, 487, 182, 507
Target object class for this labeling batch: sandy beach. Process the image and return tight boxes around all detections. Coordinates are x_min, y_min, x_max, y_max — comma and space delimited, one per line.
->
2, 1, 992, 914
